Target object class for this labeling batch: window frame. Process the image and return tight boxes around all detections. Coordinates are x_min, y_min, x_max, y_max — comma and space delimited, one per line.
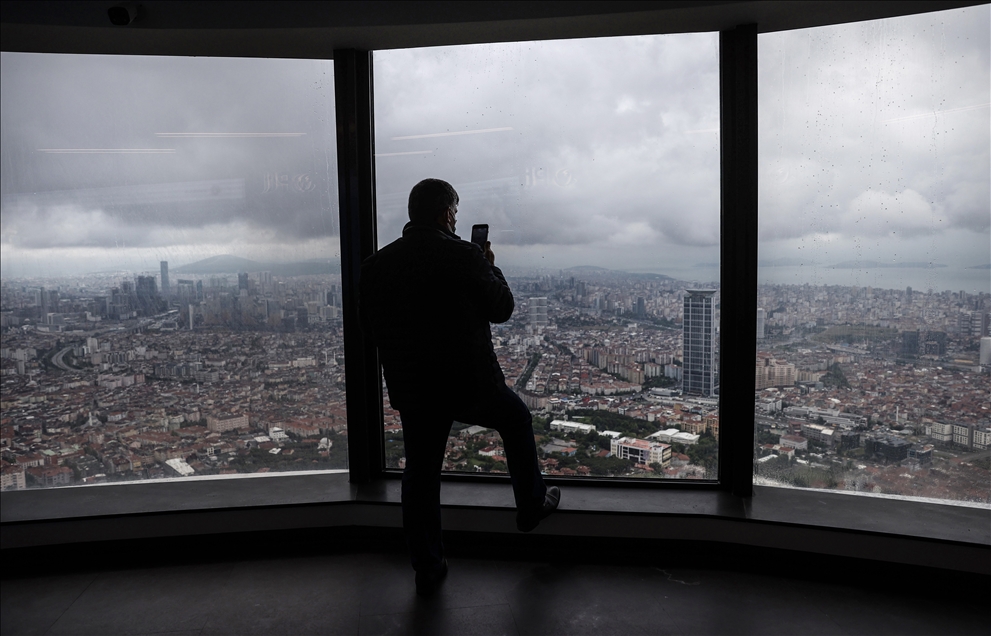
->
336, 24, 758, 494
0, 1, 986, 526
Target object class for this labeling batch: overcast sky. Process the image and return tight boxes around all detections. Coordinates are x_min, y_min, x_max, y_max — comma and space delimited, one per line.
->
757, 5, 990, 292
0, 54, 339, 276
1, 5, 987, 290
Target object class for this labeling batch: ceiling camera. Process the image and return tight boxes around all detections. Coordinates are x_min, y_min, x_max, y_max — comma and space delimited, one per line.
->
108, 4, 139, 26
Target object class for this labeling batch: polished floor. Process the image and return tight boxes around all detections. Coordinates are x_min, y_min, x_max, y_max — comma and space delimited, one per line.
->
1, 545, 985, 636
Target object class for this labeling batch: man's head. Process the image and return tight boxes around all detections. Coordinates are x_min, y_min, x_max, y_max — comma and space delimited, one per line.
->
408, 178, 459, 233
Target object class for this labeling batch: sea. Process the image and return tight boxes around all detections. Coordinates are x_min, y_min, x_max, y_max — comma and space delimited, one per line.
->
652, 265, 990, 295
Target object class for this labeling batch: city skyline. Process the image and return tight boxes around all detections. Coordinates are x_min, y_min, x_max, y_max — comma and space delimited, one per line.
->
3, 266, 987, 502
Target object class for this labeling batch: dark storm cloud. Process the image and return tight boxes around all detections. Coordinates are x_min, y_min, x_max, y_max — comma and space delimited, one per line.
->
1, 53, 338, 248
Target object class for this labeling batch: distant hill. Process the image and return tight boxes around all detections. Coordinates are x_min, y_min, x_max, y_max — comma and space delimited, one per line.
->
626, 271, 674, 281
757, 258, 819, 267
831, 261, 946, 269
562, 265, 672, 281
174, 255, 261, 274
966, 263, 991, 270
174, 254, 341, 276
564, 266, 613, 272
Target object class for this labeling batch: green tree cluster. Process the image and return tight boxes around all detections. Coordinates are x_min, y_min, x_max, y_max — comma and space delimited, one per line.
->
681, 431, 718, 473
642, 375, 678, 390
822, 363, 850, 388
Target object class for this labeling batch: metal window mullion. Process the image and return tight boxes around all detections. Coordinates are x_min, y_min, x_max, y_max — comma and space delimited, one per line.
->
334, 49, 383, 484
718, 25, 758, 497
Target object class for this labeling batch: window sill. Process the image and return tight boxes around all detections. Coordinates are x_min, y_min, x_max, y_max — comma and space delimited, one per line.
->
2, 473, 988, 574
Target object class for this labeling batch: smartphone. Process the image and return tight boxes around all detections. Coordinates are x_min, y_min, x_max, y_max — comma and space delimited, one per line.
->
470, 224, 489, 251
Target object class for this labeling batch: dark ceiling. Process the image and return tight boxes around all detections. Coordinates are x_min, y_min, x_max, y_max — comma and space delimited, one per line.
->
1, 1, 984, 58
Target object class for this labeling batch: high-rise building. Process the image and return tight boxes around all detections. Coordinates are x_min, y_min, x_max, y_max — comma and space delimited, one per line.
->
529, 297, 548, 327
683, 290, 716, 396
979, 337, 991, 366
921, 330, 947, 356
238, 272, 249, 292
756, 308, 765, 339
900, 329, 948, 356
160, 261, 170, 296
136, 276, 157, 297
176, 280, 196, 303
755, 356, 796, 389
901, 330, 920, 356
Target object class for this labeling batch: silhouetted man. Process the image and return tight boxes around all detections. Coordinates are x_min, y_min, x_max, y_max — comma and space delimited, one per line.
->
360, 178, 560, 595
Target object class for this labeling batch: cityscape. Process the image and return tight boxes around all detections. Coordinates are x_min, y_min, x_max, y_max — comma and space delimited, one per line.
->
1, 260, 989, 505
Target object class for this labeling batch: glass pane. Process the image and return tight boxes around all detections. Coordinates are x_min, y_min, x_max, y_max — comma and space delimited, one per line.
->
374, 34, 720, 480
756, 6, 990, 505
0, 54, 345, 490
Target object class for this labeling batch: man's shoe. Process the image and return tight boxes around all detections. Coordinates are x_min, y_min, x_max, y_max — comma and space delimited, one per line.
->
516, 486, 561, 532
415, 559, 448, 597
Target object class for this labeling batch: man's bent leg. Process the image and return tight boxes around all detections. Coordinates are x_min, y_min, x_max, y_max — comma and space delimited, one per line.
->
399, 408, 454, 573
457, 384, 546, 512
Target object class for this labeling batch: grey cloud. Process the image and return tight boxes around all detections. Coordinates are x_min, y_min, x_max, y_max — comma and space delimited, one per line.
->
1, 6, 986, 279
1, 53, 339, 250
373, 32, 722, 259
758, 6, 989, 249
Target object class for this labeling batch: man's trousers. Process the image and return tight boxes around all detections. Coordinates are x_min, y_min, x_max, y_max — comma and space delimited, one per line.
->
398, 383, 547, 573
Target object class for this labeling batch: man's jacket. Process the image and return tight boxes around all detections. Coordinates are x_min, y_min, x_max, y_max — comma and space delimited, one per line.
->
359, 222, 515, 411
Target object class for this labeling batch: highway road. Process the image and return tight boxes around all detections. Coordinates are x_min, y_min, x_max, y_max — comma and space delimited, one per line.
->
50, 346, 77, 372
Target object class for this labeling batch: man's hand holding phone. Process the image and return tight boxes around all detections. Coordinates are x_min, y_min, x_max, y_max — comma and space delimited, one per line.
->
471, 224, 494, 265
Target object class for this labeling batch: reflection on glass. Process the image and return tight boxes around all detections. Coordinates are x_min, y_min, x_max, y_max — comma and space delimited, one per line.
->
374, 34, 720, 480
0, 54, 345, 490
755, 7, 991, 505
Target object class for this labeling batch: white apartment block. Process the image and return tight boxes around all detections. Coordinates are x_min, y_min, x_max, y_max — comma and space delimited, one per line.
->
207, 413, 250, 433
611, 437, 671, 467
550, 420, 597, 434
755, 357, 797, 390
649, 428, 701, 446
1, 466, 27, 491
780, 434, 809, 451
972, 428, 991, 450
927, 422, 954, 443
951, 422, 974, 449
165, 458, 195, 477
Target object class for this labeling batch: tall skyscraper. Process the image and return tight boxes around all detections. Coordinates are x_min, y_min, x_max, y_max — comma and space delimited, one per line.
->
979, 337, 991, 366
683, 290, 716, 396
160, 261, 171, 296
136, 276, 157, 297
756, 308, 765, 339
135, 276, 158, 315
529, 297, 548, 327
